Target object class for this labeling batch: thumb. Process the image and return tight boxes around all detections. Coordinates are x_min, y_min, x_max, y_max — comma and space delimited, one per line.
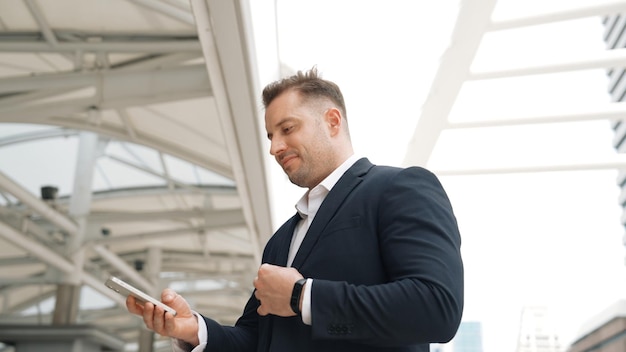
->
162, 288, 176, 304
162, 288, 193, 317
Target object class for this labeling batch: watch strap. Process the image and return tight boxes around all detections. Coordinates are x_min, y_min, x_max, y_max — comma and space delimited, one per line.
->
290, 278, 306, 315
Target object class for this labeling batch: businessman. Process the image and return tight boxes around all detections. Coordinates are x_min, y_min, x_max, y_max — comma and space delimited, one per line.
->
127, 67, 464, 352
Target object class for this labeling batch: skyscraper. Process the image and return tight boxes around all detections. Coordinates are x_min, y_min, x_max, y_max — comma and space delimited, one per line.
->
603, 13, 626, 262
431, 321, 484, 352
454, 322, 484, 352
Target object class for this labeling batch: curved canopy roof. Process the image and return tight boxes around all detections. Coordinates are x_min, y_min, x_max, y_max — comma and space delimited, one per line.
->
0, 0, 276, 349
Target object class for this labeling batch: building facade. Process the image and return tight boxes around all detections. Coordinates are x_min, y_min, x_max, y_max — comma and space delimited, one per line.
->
603, 14, 626, 262
516, 306, 563, 352
568, 300, 626, 352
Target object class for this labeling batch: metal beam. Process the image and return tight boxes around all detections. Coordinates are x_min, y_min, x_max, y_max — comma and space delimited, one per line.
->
448, 102, 626, 129
0, 40, 200, 53
85, 185, 236, 200
0, 68, 233, 178
159, 0, 192, 11
92, 226, 247, 246
434, 160, 626, 176
0, 170, 79, 236
145, 247, 162, 291
116, 109, 138, 140
192, 0, 273, 263
24, 0, 58, 46
0, 256, 41, 267
0, 97, 91, 122
105, 154, 220, 193
92, 250, 253, 268
0, 64, 210, 96
403, 0, 497, 167
115, 53, 201, 71
490, 0, 626, 31
0, 127, 77, 148
68, 132, 99, 219
0, 221, 125, 306
0, 67, 234, 179
0, 287, 56, 314
87, 207, 245, 224
470, 47, 626, 80
0, 117, 233, 179
52, 132, 100, 323
127, 0, 195, 26
0, 86, 85, 109
91, 245, 154, 293
18, 216, 62, 250
0, 222, 74, 273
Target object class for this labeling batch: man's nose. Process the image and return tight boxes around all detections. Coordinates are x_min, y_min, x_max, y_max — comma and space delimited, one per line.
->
270, 138, 286, 156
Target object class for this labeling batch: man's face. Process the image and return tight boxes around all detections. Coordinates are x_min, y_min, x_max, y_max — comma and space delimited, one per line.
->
265, 90, 334, 189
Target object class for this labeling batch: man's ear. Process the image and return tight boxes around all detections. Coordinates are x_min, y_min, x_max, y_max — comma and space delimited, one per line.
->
325, 108, 343, 136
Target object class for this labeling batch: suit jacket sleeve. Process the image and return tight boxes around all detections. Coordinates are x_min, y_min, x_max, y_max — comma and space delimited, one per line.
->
309, 166, 464, 346
201, 291, 262, 352
197, 214, 302, 352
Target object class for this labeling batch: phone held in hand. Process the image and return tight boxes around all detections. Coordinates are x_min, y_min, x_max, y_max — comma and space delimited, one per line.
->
105, 276, 177, 316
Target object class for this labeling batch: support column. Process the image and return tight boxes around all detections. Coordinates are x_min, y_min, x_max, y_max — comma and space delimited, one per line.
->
138, 329, 155, 352
52, 131, 101, 325
51, 283, 80, 325
138, 247, 163, 352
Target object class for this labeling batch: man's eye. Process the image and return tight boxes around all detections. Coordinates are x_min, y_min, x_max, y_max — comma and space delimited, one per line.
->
283, 126, 293, 133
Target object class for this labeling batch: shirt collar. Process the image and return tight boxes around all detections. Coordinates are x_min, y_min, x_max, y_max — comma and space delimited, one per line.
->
318, 154, 360, 192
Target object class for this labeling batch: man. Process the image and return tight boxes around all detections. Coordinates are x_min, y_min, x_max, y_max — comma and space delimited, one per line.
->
127, 67, 464, 352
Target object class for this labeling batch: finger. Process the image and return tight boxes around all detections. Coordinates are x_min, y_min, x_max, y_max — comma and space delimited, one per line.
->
164, 310, 175, 329
257, 304, 268, 316
152, 305, 166, 335
254, 287, 263, 316
258, 263, 272, 275
126, 295, 142, 315
142, 302, 155, 330
253, 289, 260, 301
161, 289, 191, 316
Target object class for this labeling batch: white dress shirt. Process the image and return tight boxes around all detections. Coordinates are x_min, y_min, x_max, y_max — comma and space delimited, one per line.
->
289, 154, 359, 325
174, 154, 360, 351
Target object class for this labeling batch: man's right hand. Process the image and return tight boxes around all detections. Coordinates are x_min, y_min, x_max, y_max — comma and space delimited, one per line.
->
126, 288, 200, 346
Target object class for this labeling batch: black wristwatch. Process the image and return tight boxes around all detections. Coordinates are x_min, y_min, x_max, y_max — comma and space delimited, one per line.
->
290, 278, 307, 315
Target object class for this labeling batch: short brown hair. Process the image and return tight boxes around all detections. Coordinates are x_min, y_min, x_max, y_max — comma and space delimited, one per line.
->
262, 67, 347, 120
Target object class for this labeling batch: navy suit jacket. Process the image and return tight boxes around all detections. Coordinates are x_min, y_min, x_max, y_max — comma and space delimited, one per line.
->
202, 158, 464, 352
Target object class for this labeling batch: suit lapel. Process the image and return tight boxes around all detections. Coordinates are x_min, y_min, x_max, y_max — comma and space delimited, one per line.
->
274, 213, 301, 266
291, 158, 373, 269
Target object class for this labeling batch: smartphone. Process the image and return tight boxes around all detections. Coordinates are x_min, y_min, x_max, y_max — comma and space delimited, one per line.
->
105, 276, 177, 316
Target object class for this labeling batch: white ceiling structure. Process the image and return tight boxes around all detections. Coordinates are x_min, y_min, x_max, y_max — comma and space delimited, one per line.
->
405, 0, 626, 171
0, 0, 625, 351
0, 0, 277, 350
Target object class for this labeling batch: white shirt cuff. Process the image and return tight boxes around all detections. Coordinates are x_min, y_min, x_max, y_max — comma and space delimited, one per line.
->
171, 311, 207, 352
301, 278, 313, 325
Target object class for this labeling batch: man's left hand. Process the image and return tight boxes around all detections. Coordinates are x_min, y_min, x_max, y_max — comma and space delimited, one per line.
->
253, 263, 304, 317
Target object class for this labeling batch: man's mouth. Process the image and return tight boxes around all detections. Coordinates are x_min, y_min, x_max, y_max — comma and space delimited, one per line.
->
279, 153, 297, 169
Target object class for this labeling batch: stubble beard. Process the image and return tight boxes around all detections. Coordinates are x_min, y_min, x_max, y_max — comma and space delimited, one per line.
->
286, 154, 334, 189
286, 163, 310, 188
